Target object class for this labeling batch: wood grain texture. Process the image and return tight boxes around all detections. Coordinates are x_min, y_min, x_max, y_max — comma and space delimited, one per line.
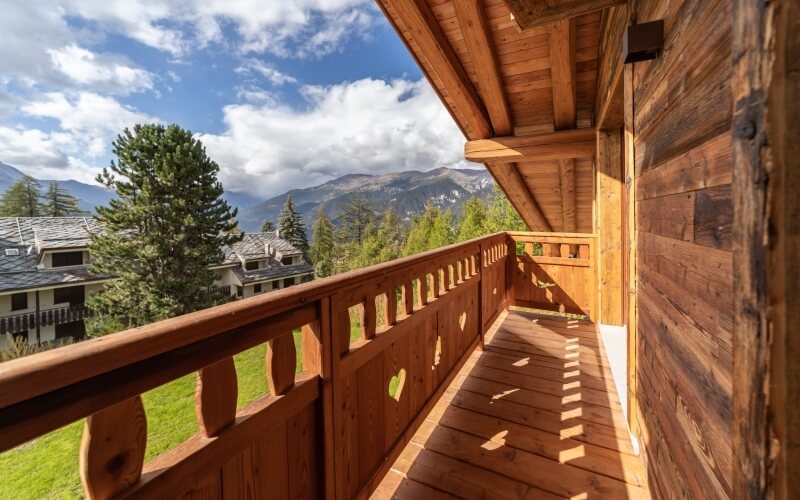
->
195, 357, 237, 437
267, 332, 297, 395
507, 0, 626, 30
465, 128, 596, 163
548, 18, 577, 130
597, 129, 624, 325
80, 396, 147, 500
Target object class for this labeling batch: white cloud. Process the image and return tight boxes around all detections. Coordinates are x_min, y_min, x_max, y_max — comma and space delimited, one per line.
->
48, 45, 154, 94
0, 126, 99, 183
236, 60, 297, 86
21, 92, 158, 158
198, 78, 468, 197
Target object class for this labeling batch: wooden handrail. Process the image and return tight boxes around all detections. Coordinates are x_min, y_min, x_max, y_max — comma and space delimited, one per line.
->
0, 231, 524, 499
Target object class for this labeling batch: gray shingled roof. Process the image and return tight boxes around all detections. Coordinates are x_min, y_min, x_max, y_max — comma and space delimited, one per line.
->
230, 262, 313, 285
0, 218, 309, 294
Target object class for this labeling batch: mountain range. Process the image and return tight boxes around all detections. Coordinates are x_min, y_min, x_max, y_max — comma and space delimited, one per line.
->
0, 162, 494, 230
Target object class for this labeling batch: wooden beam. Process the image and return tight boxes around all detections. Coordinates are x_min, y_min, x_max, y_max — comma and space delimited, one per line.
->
596, 130, 623, 326
548, 18, 576, 130
595, 5, 627, 130
452, 0, 512, 136
465, 129, 596, 163
382, 0, 491, 139
507, 0, 626, 31
558, 159, 576, 232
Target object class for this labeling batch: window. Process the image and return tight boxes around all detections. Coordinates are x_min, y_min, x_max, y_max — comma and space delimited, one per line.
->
245, 261, 259, 271
272, 281, 280, 290
237, 286, 243, 298
283, 277, 295, 288
54, 285, 85, 305
281, 256, 294, 265
51, 251, 83, 267
10, 292, 27, 311
254, 283, 262, 294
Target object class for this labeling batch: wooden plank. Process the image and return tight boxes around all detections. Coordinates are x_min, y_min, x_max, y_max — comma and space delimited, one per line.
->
380, 0, 491, 139
287, 404, 320, 499
465, 128, 596, 163
548, 18, 577, 130
452, 0, 512, 135
80, 396, 147, 499
595, 5, 627, 129
195, 357, 237, 437
558, 159, 577, 232
507, 0, 626, 30
597, 129, 624, 325
267, 332, 297, 395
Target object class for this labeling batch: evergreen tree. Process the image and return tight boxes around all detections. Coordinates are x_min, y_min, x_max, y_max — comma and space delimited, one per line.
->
403, 203, 439, 256
485, 185, 526, 232
261, 219, 275, 233
337, 193, 375, 245
456, 197, 488, 241
352, 205, 406, 268
429, 208, 455, 249
0, 175, 41, 217
277, 194, 309, 257
309, 206, 334, 278
41, 181, 83, 217
87, 124, 241, 334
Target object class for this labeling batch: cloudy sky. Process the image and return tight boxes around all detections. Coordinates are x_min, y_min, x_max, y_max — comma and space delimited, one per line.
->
0, 0, 470, 197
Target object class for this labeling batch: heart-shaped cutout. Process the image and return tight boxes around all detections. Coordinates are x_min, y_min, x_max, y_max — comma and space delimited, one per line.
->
458, 311, 467, 332
388, 368, 406, 402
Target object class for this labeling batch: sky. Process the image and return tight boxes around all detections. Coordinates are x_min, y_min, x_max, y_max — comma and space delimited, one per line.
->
0, 0, 471, 198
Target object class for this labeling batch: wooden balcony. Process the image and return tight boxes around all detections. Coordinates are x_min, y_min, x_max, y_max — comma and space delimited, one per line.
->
0, 232, 647, 499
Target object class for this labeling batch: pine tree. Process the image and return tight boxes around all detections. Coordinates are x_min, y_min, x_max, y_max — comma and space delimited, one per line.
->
486, 185, 526, 232
456, 197, 488, 241
0, 175, 41, 217
41, 181, 83, 217
337, 193, 375, 245
352, 205, 406, 268
278, 194, 309, 257
403, 203, 439, 256
309, 206, 334, 278
87, 124, 241, 334
429, 208, 455, 249
261, 219, 275, 233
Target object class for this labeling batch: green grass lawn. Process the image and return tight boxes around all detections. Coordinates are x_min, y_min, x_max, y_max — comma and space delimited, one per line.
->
0, 322, 368, 499
0, 331, 303, 499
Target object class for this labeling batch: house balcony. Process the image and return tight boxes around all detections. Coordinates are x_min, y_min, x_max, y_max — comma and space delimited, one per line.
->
0, 232, 648, 499
0, 304, 93, 336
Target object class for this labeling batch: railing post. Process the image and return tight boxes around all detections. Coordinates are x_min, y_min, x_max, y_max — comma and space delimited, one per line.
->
477, 242, 485, 348
195, 357, 237, 437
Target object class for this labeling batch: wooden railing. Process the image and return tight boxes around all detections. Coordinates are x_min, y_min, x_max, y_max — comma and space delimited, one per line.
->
507, 232, 598, 320
0, 232, 512, 499
0, 304, 93, 335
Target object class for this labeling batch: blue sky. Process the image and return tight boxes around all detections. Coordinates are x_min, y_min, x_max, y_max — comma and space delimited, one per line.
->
0, 0, 468, 197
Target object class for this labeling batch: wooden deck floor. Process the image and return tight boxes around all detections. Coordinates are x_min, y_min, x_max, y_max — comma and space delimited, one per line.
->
373, 310, 650, 499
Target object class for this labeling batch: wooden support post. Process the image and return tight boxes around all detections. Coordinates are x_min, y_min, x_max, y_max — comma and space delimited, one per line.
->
195, 357, 237, 437
596, 129, 624, 326
362, 297, 377, 340
80, 396, 147, 499
403, 281, 414, 315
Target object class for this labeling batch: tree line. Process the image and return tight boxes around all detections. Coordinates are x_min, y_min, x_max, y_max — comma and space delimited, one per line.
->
262, 186, 526, 280
0, 176, 84, 217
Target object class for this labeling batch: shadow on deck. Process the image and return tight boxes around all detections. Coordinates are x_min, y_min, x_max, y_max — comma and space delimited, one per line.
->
374, 310, 651, 499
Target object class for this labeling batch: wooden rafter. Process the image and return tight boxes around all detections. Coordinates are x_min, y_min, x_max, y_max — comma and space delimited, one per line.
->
465, 129, 596, 163
548, 18, 577, 130
507, 0, 626, 30
379, 0, 491, 140
489, 165, 553, 231
452, 0, 512, 136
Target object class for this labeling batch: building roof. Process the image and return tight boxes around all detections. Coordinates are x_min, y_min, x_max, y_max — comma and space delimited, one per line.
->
230, 262, 314, 285
0, 218, 310, 294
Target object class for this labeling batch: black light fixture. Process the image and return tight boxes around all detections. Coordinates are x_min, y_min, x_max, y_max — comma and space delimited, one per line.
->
623, 20, 664, 64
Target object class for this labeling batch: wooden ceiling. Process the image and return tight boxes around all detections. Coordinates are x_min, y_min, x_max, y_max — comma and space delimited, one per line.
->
376, 0, 621, 232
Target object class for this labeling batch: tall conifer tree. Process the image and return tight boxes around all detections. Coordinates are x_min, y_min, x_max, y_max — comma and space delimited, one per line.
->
0, 175, 41, 216
277, 194, 309, 257
456, 197, 488, 241
309, 206, 334, 278
41, 181, 83, 216
88, 124, 241, 334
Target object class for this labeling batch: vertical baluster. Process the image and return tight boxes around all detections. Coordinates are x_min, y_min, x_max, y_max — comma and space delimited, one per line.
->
267, 332, 297, 395
80, 396, 147, 499
403, 281, 414, 316
432, 269, 441, 299
561, 243, 571, 258
445, 264, 454, 291
579, 244, 590, 259
362, 296, 377, 339
385, 287, 398, 326
196, 357, 238, 437
419, 275, 428, 306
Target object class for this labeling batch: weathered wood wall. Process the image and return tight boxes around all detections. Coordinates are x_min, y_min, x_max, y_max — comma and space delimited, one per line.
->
599, 0, 735, 497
